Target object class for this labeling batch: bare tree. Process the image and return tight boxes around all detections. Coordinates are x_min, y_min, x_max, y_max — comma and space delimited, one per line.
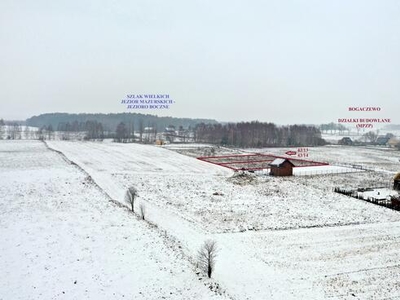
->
152, 123, 158, 143
38, 126, 45, 140
125, 186, 138, 212
8, 122, 21, 139
0, 119, 4, 139
139, 119, 144, 143
128, 121, 135, 142
24, 126, 30, 140
198, 239, 218, 278
47, 124, 54, 140
363, 131, 378, 144
115, 122, 128, 142
139, 203, 146, 220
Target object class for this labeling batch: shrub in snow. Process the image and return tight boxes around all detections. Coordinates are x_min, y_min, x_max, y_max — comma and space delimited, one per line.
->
198, 239, 218, 278
125, 186, 138, 212
139, 203, 146, 220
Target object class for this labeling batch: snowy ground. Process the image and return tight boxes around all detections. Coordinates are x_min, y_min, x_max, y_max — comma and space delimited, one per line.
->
163, 144, 241, 158
245, 145, 400, 174
8, 140, 400, 299
215, 222, 400, 299
0, 141, 229, 300
47, 141, 400, 233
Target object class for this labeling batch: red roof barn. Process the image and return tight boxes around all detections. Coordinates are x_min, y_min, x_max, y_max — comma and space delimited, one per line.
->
269, 158, 294, 176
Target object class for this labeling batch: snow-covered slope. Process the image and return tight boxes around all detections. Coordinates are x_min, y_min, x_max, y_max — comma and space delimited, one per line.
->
0, 141, 228, 300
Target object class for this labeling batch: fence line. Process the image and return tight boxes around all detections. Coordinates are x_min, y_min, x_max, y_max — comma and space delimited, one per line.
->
293, 168, 364, 177
334, 186, 399, 211
333, 162, 380, 172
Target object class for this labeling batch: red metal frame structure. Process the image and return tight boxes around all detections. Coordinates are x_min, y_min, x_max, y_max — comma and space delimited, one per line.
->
197, 153, 329, 171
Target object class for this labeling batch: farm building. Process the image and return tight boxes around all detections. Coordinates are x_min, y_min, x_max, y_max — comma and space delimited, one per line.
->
375, 135, 391, 146
394, 173, 400, 191
338, 137, 353, 145
269, 158, 294, 176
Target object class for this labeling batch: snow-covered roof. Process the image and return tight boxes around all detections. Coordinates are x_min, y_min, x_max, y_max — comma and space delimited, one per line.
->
269, 158, 287, 167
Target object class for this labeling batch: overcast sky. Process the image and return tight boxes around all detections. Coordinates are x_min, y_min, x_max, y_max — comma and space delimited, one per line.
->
1, 0, 399, 125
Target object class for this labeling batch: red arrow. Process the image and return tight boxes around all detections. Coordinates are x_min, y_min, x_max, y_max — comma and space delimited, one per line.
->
285, 151, 297, 156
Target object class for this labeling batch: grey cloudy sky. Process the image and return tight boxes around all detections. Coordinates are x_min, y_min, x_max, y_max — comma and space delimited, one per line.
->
1, 0, 399, 125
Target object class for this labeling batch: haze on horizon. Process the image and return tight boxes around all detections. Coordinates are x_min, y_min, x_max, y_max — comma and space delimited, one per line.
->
1, 0, 399, 126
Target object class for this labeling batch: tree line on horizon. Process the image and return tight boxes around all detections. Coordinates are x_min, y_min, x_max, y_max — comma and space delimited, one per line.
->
51, 120, 326, 147
4, 113, 400, 148
3, 113, 327, 147
25, 112, 218, 133
193, 122, 326, 147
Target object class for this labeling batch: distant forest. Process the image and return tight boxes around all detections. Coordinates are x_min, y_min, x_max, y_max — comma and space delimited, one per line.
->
194, 122, 326, 147
26, 113, 218, 132
22, 113, 326, 147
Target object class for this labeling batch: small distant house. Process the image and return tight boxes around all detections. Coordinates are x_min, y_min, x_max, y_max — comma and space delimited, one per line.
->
164, 125, 176, 133
269, 158, 294, 176
339, 137, 353, 146
163, 126, 177, 143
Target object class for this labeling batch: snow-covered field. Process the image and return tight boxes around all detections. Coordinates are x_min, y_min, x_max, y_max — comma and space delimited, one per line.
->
0, 141, 228, 300
46, 141, 400, 233
322, 130, 400, 144
216, 222, 400, 299
4, 140, 400, 299
247, 145, 400, 173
